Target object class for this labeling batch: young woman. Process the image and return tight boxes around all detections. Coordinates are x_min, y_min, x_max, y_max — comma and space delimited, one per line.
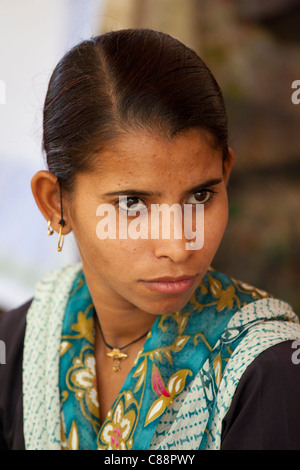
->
1, 29, 300, 451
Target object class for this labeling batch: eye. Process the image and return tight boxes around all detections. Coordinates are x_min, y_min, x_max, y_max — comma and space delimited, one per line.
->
118, 196, 147, 214
186, 190, 213, 205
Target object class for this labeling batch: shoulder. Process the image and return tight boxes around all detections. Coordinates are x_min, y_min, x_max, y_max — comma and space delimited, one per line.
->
196, 267, 272, 311
0, 299, 32, 450
0, 298, 31, 345
221, 340, 300, 449
0, 300, 31, 393
200, 269, 299, 342
202, 270, 300, 449
0, 298, 32, 384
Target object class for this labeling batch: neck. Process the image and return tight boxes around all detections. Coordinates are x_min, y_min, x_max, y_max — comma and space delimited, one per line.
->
94, 304, 156, 349
95, 311, 150, 351
82, 264, 158, 348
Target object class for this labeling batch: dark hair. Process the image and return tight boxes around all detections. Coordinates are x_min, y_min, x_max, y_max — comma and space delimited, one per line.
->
43, 28, 228, 193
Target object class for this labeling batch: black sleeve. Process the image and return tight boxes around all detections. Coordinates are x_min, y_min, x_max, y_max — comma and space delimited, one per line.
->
221, 340, 300, 450
0, 300, 31, 450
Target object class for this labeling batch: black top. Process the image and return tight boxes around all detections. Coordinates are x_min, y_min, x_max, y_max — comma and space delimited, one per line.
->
1, 301, 300, 450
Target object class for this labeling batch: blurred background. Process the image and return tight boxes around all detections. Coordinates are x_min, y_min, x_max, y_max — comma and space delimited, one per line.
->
0, 0, 299, 314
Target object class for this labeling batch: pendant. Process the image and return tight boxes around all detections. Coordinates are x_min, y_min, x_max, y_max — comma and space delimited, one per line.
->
106, 348, 128, 372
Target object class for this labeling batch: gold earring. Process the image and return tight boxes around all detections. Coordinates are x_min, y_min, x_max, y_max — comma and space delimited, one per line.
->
57, 224, 64, 252
47, 220, 54, 236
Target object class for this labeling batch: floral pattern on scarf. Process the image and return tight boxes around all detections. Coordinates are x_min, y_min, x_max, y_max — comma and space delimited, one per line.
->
59, 267, 272, 450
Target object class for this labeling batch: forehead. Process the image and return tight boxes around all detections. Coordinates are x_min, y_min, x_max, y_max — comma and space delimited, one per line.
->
83, 129, 223, 191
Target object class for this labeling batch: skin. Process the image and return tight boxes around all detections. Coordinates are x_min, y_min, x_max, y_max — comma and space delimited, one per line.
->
31, 128, 234, 420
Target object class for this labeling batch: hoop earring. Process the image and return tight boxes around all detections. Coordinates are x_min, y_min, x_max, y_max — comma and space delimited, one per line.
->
47, 220, 54, 236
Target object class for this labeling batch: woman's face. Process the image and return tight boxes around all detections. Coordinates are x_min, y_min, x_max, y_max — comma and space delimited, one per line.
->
66, 129, 234, 316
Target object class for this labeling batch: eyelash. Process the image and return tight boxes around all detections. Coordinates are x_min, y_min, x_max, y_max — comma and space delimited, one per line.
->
114, 190, 217, 214
186, 190, 216, 206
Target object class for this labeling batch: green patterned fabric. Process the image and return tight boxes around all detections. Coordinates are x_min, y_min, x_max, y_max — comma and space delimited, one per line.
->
23, 263, 300, 449
57, 266, 300, 450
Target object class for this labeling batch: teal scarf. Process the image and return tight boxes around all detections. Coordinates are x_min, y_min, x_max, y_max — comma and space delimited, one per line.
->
59, 267, 283, 450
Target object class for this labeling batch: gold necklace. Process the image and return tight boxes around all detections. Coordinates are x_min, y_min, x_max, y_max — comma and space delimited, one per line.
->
95, 313, 149, 372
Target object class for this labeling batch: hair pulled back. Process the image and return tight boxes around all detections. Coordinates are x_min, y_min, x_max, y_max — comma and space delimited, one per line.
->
43, 29, 228, 193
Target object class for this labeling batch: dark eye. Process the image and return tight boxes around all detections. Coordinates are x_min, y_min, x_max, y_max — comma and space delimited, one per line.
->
186, 191, 212, 205
118, 196, 146, 213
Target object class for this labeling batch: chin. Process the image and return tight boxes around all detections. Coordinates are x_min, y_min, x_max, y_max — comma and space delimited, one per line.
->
142, 291, 196, 316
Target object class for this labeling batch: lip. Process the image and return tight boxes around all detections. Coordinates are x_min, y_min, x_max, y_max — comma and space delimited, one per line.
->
140, 275, 198, 294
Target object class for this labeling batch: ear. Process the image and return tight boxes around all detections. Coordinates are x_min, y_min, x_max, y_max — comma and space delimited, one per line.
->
31, 170, 72, 234
223, 147, 235, 185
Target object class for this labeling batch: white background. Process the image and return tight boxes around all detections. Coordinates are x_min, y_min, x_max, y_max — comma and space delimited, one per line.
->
0, 0, 106, 310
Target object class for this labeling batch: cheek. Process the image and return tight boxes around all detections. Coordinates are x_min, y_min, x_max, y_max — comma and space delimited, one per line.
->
79, 231, 139, 280
203, 197, 229, 251
71, 198, 142, 268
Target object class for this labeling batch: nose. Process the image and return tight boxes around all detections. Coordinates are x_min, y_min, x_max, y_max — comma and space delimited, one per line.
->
152, 236, 193, 263
150, 205, 194, 262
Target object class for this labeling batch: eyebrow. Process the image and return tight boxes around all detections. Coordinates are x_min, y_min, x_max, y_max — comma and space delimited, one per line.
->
102, 177, 223, 198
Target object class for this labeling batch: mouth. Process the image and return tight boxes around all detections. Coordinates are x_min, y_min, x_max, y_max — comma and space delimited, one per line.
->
140, 274, 198, 294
